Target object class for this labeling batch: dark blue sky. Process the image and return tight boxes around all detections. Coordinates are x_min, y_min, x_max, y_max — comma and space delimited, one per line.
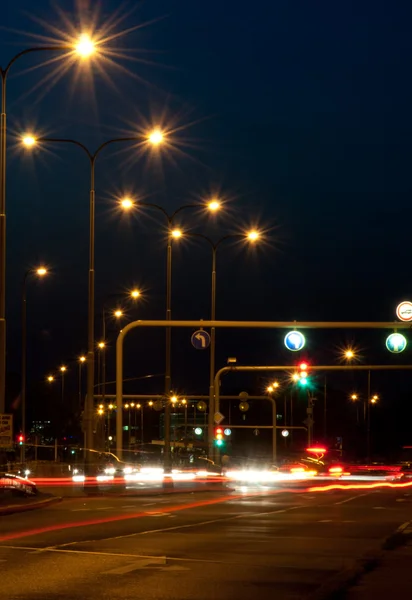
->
3, 1, 412, 443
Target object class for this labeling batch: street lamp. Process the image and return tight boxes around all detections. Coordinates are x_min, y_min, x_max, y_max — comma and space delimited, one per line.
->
75, 34, 96, 58
100, 298, 134, 406
119, 198, 221, 467
182, 231, 262, 459
350, 393, 360, 425
23, 131, 164, 464
21, 266, 48, 461
0, 36, 97, 413
60, 365, 67, 404
78, 355, 86, 409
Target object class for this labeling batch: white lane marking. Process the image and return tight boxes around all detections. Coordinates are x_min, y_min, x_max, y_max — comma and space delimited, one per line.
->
319, 520, 332, 523
373, 507, 385, 510
335, 492, 372, 505
0, 545, 263, 567
396, 499, 406, 502
71, 508, 90, 512
142, 503, 157, 506
95, 507, 115, 511
43, 504, 306, 550
147, 512, 171, 517
104, 557, 166, 574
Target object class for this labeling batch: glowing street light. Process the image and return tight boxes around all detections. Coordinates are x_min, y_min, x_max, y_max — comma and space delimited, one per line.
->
114, 309, 123, 318
130, 289, 140, 299
22, 135, 37, 148
47, 375, 54, 383
98, 341, 105, 349
171, 395, 178, 404
208, 200, 220, 212
371, 394, 379, 404
147, 129, 164, 145
120, 197, 134, 211
60, 365, 66, 373
171, 229, 182, 239
351, 394, 358, 401
75, 34, 96, 58
79, 355, 86, 363
247, 230, 259, 242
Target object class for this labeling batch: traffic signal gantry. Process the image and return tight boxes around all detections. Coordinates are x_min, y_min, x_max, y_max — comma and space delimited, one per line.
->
114, 319, 412, 462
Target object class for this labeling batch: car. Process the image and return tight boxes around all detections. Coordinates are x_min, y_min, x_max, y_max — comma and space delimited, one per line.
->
0, 472, 38, 496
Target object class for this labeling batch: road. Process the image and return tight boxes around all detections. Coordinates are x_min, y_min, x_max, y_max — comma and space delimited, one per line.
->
0, 484, 411, 599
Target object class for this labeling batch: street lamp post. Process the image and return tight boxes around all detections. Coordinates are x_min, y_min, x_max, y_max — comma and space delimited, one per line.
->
100, 302, 129, 406
119, 198, 221, 467
78, 356, 86, 409
21, 266, 48, 462
186, 232, 261, 461
0, 37, 96, 414
60, 365, 67, 405
23, 134, 161, 469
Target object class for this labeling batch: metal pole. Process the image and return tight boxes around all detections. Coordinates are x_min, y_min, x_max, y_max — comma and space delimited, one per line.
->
272, 397, 277, 462
21, 272, 28, 463
0, 75, 6, 415
208, 248, 217, 461
85, 158, 95, 466
97, 350, 101, 396
78, 362, 82, 410
102, 309, 106, 406
164, 237, 172, 470
141, 407, 144, 445
323, 376, 327, 439
128, 410, 131, 449
61, 371, 65, 405
367, 369, 371, 462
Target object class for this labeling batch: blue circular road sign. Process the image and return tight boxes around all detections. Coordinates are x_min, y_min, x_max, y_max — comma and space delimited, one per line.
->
386, 333, 407, 354
191, 330, 211, 350
284, 331, 305, 352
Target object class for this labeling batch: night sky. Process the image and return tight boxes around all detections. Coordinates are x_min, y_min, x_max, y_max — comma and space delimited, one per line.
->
2, 1, 412, 454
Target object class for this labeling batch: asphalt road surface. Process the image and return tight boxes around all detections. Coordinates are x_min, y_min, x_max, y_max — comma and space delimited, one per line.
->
1, 484, 411, 599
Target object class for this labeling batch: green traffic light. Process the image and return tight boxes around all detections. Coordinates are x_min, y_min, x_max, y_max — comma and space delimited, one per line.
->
215, 439, 224, 447
300, 377, 308, 386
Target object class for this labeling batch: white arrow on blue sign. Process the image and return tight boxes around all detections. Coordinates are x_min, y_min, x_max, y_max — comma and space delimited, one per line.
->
191, 330, 211, 350
386, 333, 407, 354
284, 330, 305, 352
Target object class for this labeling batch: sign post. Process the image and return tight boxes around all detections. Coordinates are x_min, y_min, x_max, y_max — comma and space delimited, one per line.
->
0, 414, 13, 448
396, 301, 412, 322
191, 330, 211, 350
284, 331, 305, 351
386, 333, 407, 354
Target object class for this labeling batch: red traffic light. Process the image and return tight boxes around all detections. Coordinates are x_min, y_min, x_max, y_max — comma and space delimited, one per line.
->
18, 434, 24, 444
215, 428, 223, 435
299, 362, 308, 371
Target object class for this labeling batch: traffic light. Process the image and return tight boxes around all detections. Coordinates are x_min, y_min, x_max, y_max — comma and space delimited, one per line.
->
18, 434, 24, 445
215, 427, 224, 447
298, 362, 308, 386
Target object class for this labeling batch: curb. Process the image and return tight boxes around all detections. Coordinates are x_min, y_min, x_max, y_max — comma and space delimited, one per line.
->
307, 521, 412, 600
0, 495, 62, 516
